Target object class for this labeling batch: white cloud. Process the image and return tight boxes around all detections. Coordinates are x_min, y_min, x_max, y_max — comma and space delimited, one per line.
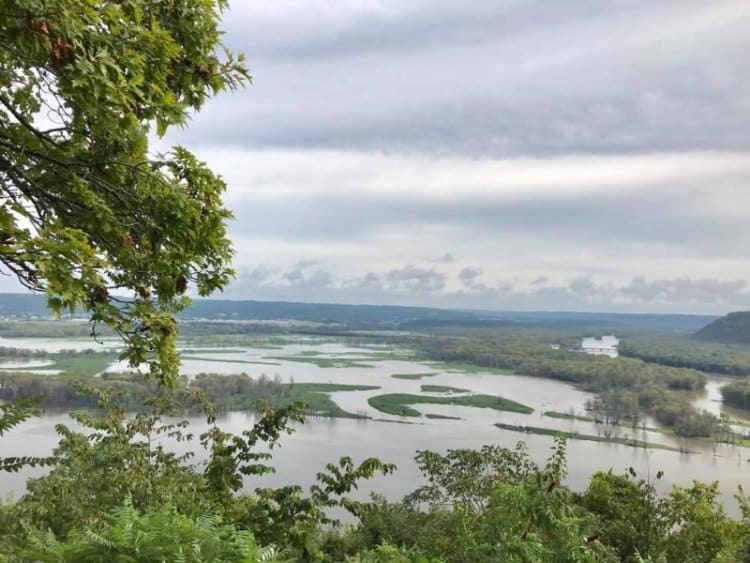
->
164, 146, 750, 313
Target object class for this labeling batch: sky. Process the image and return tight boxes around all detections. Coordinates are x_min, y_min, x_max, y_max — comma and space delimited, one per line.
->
84, 2, 750, 312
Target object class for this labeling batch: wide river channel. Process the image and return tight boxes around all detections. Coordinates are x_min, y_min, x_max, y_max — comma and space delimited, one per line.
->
1, 335, 748, 514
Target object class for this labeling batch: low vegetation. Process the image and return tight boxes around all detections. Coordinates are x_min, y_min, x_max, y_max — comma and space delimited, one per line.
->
424, 413, 461, 420
0, 371, 376, 419
391, 372, 437, 380
420, 384, 469, 393
278, 383, 377, 418
543, 411, 596, 422
0, 322, 111, 339
428, 361, 514, 375
0, 348, 118, 376
619, 334, 750, 376
367, 393, 533, 418
265, 355, 374, 368
181, 355, 282, 366
494, 423, 687, 453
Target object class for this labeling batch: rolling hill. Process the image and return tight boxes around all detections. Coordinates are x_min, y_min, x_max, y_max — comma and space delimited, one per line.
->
694, 311, 750, 344
0, 292, 716, 333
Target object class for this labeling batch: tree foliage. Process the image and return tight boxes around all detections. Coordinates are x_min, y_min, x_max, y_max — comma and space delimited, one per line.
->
23, 498, 276, 563
0, 0, 249, 385
619, 334, 750, 376
344, 438, 620, 562
720, 380, 750, 411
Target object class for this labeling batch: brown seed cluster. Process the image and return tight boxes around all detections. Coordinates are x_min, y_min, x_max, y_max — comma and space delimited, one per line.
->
176, 275, 188, 294
26, 19, 71, 66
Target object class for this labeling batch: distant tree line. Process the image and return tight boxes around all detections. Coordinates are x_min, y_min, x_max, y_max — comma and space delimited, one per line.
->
0, 372, 287, 413
619, 335, 750, 376
721, 381, 750, 411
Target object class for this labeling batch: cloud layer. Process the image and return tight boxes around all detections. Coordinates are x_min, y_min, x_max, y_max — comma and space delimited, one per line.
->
174, 0, 750, 158
152, 0, 750, 313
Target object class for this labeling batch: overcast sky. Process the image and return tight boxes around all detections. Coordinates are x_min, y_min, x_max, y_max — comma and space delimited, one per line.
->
162, 1, 748, 313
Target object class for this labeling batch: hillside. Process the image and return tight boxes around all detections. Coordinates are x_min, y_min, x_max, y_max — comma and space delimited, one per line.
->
0, 293, 715, 332
694, 311, 750, 344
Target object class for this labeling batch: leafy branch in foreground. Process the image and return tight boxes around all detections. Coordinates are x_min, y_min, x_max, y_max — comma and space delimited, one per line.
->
1, 0, 249, 385
201, 401, 307, 496
23, 497, 279, 563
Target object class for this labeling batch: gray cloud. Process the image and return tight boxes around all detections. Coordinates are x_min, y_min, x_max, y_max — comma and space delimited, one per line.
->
568, 277, 616, 300
458, 267, 482, 284
234, 261, 335, 293
224, 1, 611, 61
225, 262, 750, 313
166, 0, 750, 158
432, 253, 456, 263
541, 276, 750, 308
238, 265, 277, 285
187, 148, 750, 313
282, 263, 333, 289
341, 267, 449, 295
346, 272, 382, 291
0, 2, 742, 316
621, 277, 750, 305
282, 268, 304, 284
218, 155, 750, 261
457, 267, 489, 293
385, 266, 446, 293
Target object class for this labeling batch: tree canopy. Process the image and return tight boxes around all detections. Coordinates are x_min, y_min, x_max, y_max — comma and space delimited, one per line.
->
0, 0, 248, 384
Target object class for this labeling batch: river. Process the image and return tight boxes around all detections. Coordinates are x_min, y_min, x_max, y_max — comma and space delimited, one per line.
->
1, 336, 749, 514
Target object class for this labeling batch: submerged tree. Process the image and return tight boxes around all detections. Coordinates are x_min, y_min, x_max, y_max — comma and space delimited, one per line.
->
0, 0, 249, 384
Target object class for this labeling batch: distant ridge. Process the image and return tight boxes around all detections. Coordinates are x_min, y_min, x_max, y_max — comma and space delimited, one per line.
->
0, 293, 483, 325
0, 293, 58, 318
0, 292, 717, 333
694, 311, 750, 344
184, 298, 476, 325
